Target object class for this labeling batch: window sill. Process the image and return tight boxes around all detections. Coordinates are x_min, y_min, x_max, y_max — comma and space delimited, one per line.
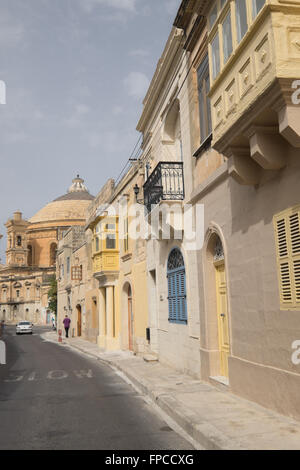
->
168, 320, 188, 325
193, 134, 212, 159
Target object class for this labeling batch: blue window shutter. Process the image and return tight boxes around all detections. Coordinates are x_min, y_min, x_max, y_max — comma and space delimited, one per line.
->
167, 266, 187, 324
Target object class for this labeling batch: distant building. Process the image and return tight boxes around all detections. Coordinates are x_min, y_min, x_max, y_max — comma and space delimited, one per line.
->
0, 176, 94, 324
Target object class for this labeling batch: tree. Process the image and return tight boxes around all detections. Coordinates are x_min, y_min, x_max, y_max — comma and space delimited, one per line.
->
48, 275, 57, 318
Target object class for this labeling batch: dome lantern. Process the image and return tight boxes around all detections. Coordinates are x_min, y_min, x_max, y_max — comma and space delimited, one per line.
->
68, 175, 89, 194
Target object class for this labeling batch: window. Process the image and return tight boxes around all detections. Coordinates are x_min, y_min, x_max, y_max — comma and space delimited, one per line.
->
106, 234, 116, 250
252, 0, 265, 19
50, 243, 57, 266
236, 0, 248, 43
274, 206, 300, 310
16, 290, 20, 298
67, 257, 70, 274
27, 245, 33, 266
209, 0, 266, 84
211, 33, 220, 80
167, 248, 187, 324
222, 10, 233, 64
17, 236, 22, 247
95, 237, 100, 252
26, 287, 30, 300
124, 216, 129, 253
209, 4, 218, 29
71, 265, 83, 281
197, 55, 212, 144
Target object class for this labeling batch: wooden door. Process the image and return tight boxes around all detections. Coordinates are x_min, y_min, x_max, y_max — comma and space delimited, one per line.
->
128, 287, 133, 351
215, 263, 230, 378
77, 306, 82, 337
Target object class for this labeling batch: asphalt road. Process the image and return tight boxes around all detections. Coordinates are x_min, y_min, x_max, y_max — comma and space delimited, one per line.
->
0, 326, 193, 450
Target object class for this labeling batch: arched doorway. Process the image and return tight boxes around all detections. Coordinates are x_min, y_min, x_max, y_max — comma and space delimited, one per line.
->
127, 285, 134, 351
213, 235, 230, 378
167, 248, 187, 324
77, 304, 82, 337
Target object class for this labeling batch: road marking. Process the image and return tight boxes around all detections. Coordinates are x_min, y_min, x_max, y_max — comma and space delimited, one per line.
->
1, 370, 95, 382
4, 373, 24, 382
28, 371, 42, 381
73, 369, 93, 379
47, 370, 69, 380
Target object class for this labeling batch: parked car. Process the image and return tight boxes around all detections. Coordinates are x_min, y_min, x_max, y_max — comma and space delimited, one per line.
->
16, 321, 33, 335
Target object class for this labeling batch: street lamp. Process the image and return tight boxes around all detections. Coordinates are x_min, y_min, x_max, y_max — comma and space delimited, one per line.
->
133, 184, 144, 205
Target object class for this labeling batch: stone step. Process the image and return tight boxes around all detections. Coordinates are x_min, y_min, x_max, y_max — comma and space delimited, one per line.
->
143, 354, 159, 363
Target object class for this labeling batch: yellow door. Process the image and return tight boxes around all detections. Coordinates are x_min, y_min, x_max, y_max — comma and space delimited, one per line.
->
215, 263, 230, 378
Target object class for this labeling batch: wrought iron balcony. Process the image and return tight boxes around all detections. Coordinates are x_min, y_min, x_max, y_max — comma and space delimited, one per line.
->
143, 162, 184, 213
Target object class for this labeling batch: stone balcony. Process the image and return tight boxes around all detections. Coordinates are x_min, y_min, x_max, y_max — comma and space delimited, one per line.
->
208, 0, 300, 185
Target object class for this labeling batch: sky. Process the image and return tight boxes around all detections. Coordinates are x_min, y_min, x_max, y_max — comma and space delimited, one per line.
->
0, 0, 182, 262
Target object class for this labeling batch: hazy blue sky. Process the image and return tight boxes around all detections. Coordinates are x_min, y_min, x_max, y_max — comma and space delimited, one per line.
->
0, 0, 181, 262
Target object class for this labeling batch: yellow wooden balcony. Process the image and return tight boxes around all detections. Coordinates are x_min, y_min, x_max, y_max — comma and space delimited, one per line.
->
92, 251, 119, 274
208, 0, 300, 184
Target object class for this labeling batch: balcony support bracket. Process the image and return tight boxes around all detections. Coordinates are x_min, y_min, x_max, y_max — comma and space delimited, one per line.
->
244, 126, 286, 170
278, 105, 300, 148
227, 147, 261, 186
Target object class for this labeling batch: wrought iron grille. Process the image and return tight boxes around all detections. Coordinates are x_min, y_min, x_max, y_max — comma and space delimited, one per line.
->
143, 162, 184, 213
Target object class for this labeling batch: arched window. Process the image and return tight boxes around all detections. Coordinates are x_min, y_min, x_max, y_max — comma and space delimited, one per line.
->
214, 235, 224, 262
167, 248, 187, 324
27, 245, 33, 266
50, 243, 57, 266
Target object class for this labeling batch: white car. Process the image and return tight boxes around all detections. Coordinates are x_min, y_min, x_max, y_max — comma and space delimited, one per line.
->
16, 321, 33, 335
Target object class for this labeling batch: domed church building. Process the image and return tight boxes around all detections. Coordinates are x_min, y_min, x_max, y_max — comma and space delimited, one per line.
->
0, 176, 94, 325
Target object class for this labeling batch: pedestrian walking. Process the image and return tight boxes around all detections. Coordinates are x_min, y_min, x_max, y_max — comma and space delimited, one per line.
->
63, 315, 71, 338
0, 320, 5, 338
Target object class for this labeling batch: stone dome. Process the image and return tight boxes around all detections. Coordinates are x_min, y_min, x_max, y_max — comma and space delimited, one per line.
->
29, 176, 94, 225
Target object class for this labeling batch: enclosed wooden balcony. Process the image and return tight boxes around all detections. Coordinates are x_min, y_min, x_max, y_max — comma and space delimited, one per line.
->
92, 216, 119, 279
207, 0, 300, 184
92, 252, 119, 275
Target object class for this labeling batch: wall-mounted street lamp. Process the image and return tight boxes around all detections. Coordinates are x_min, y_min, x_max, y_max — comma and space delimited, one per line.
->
133, 184, 144, 205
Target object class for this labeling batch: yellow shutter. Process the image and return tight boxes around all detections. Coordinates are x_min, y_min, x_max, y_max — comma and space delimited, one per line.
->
274, 206, 300, 310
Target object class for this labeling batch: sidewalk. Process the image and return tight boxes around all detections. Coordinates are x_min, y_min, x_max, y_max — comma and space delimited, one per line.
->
41, 331, 300, 450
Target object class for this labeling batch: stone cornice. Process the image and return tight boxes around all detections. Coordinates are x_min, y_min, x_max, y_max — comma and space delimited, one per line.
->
136, 27, 185, 133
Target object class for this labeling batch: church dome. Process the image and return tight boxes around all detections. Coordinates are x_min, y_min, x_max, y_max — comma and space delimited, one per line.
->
29, 176, 94, 225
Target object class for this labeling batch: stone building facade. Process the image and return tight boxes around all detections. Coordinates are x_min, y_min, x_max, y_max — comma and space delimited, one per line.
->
0, 176, 94, 325
135, 0, 300, 421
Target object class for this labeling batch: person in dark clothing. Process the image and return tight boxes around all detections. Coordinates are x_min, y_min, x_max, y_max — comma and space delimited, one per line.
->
63, 315, 71, 338
0, 320, 4, 338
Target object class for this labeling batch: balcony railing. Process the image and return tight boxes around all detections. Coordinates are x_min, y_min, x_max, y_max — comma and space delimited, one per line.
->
143, 162, 184, 213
